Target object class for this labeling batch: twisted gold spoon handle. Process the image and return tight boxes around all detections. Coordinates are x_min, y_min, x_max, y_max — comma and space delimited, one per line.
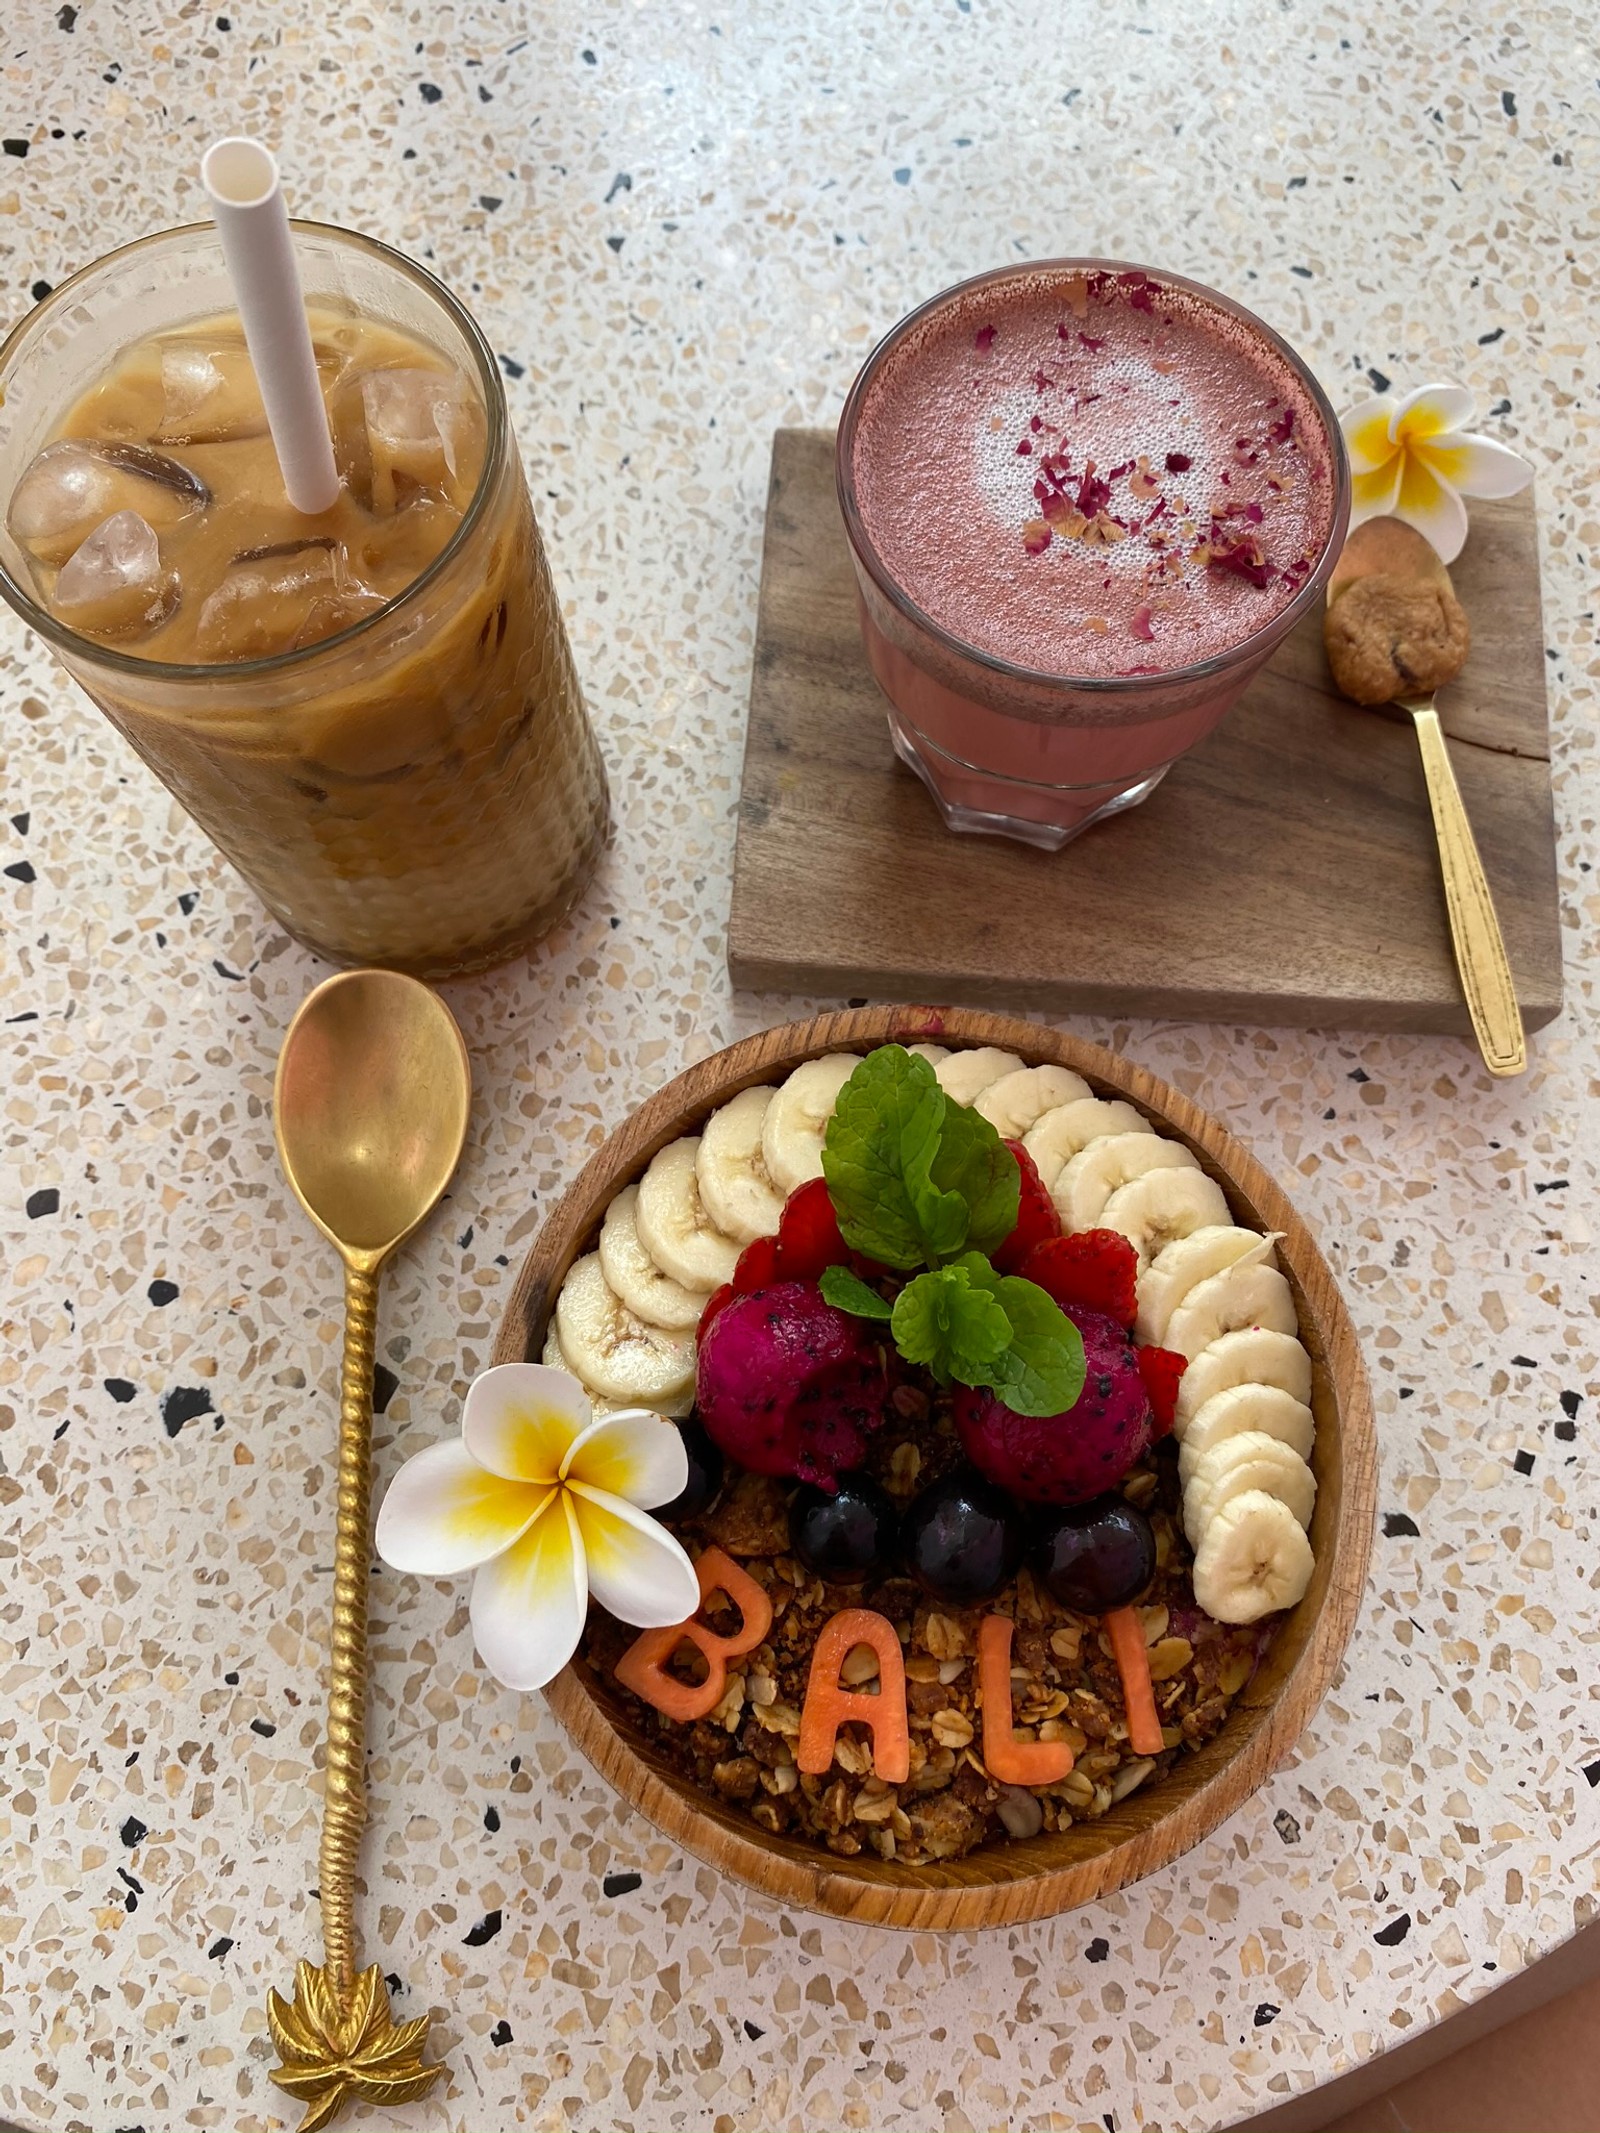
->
1405, 698, 1527, 1078
320, 1255, 379, 1983
266, 1253, 443, 2131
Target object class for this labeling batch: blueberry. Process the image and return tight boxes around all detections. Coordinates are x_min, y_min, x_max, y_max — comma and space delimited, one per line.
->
790, 1474, 898, 1582
902, 1470, 1023, 1605
1031, 1495, 1155, 1612
659, 1418, 724, 1522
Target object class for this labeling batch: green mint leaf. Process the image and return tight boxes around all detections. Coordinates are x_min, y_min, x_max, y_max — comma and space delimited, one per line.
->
903, 1162, 972, 1263
928, 1103, 1020, 1257
917, 1256, 1085, 1419
890, 1263, 1012, 1386
982, 1274, 1087, 1419
819, 1044, 1022, 1271
819, 1263, 894, 1320
821, 1046, 947, 1269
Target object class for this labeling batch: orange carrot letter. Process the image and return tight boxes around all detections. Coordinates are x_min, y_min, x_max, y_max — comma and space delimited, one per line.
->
797, 1608, 909, 1783
1104, 1604, 1164, 1756
614, 1547, 774, 1724
977, 1615, 1074, 1786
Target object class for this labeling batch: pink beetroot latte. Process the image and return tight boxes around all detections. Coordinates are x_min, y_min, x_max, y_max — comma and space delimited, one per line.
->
837, 261, 1349, 848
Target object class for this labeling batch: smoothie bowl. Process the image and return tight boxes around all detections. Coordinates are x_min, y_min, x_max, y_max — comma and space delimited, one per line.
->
489, 1008, 1374, 1929
837, 262, 1351, 848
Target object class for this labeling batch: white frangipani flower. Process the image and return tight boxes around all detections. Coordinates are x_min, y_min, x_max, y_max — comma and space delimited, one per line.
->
1340, 381, 1532, 564
375, 1363, 698, 1692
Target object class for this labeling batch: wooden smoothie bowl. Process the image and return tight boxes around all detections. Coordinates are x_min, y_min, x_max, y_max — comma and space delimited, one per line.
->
493, 1006, 1375, 1929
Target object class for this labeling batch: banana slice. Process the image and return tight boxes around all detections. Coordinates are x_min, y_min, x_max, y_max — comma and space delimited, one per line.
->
696, 1086, 784, 1244
1164, 1257, 1298, 1362
1174, 1327, 1312, 1436
635, 1137, 742, 1291
1183, 1430, 1316, 1545
542, 1319, 635, 1416
761, 1054, 860, 1194
1135, 1225, 1279, 1348
934, 1046, 1024, 1107
554, 1252, 697, 1413
600, 1183, 709, 1330
1054, 1133, 1199, 1234
1178, 1383, 1316, 1473
1100, 1164, 1231, 1266
974, 1064, 1092, 1138
1191, 1488, 1315, 1624
1024, 1098, 1154, 1193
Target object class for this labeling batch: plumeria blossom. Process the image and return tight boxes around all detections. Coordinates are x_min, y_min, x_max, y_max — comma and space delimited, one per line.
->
375, 1363, 699, 1693
1340, 381, 1532, 564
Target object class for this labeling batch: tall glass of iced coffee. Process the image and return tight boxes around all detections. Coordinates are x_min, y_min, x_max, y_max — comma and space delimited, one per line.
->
0, 222, 608, 977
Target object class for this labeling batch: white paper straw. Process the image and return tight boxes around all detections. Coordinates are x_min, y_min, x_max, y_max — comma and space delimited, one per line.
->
200, 137, 340, 515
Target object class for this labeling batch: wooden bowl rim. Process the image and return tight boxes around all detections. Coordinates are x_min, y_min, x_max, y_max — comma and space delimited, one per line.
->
493, 1006, 1375, 1930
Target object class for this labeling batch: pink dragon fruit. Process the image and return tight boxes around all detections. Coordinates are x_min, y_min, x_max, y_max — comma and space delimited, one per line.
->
696, 1281, 890, 1490
953, 1302, 1153, 1506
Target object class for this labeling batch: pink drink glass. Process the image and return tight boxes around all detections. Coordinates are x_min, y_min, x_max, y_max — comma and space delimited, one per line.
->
836, 260, 1350, 850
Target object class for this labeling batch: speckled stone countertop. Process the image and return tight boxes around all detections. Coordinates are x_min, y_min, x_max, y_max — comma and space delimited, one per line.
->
1, 5, 1596, 2130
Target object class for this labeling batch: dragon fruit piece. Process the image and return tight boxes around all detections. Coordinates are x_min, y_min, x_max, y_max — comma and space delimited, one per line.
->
953, 1302, 1153, 1506
695, 1281, 890, 1491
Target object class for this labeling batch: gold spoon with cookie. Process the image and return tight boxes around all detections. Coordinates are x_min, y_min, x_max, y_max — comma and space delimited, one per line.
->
1324, 516, 1526, 1078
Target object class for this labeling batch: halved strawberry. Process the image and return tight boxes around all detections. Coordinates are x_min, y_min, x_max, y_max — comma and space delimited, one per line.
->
697, 1282, 735, 1343
1136, 1345, 1187, 1438
1022, 1229, 1139, 1328
773, 1176, 850, 1284
731, 1234, 782, 1295
993, 1140, 1061, 1273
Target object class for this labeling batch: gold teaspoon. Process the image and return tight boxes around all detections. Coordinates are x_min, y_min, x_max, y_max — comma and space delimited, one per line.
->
1325, 516, 1527, 1078
266, 969, 471, 2130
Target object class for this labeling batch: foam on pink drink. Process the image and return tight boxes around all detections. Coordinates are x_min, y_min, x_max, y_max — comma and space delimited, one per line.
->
849, 265, 1334, 680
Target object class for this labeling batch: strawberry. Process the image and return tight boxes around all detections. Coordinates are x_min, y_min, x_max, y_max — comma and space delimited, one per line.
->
697, 1282, 735, 1343
732, 1234, 782, 1294
773, 1176, 850, 1284
1136, 1345, 1187, 1438
1022, 1229, 1139, 1329
993, 1141, 1061, 1273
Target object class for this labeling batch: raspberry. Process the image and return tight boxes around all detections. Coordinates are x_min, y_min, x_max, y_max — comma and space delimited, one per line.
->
732, 1235, 782, 1295
993, 1142, 1061, 1273
774, 1176, 850, 1284
1021, 1229, 1139, 1328
1136, 1345, 1187, 1438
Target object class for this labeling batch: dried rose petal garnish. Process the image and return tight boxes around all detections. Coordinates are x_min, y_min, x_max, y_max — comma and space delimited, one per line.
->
1082, 512, 1128, 546
1075, 468, 1111, 517
1205, 533, 1275, 588
1129, 459, 1161, 500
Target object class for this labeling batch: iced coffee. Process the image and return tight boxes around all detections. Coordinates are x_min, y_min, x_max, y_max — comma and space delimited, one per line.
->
0, 224, 608, 977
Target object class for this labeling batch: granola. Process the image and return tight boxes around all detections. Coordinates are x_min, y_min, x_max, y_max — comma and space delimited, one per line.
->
580, 1404, 1267, 1865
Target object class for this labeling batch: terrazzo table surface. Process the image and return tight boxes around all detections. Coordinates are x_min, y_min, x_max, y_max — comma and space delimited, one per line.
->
2, 4, 1597, 2130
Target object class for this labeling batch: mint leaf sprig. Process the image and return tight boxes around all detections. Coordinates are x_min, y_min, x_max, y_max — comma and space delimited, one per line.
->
821, 1045, 1018, 1269
823, 1254, 1088, 1419
815, 1046, 1086, 1420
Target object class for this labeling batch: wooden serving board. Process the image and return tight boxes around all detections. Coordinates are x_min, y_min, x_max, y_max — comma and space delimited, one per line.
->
728, 430, 1562, 1038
